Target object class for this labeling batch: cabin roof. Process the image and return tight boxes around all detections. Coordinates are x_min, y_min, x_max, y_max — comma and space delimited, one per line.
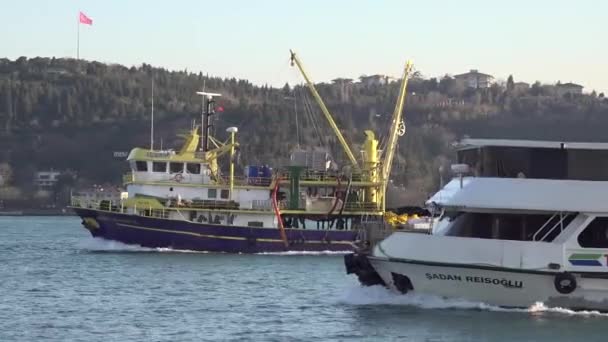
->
456, 138, 608, 151
127, 147, 202, 163
428, 177, 608, 213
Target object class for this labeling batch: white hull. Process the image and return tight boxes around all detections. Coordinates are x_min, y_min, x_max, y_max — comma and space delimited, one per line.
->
370, 257, 608, 311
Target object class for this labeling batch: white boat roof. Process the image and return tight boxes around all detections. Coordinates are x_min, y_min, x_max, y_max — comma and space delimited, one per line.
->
456, 138, 608, 151
427, 177, 608, 213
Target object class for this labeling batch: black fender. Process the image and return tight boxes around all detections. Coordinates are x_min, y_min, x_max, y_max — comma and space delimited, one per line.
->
554, 272, 577, 294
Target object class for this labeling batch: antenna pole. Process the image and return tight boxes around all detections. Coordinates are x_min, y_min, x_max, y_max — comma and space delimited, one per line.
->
202, 97, 214, 152
294, 95, 299, 148
150, 78, 154, 150
196, 91, 222, 152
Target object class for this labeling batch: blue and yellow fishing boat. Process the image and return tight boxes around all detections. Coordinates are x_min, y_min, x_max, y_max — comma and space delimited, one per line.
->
70, 51, 413, 253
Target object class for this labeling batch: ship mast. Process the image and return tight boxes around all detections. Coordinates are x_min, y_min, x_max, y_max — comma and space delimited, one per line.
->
197, 91, 222, 152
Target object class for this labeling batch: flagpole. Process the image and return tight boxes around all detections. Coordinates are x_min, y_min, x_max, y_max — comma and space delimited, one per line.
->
77, 13, 80, 60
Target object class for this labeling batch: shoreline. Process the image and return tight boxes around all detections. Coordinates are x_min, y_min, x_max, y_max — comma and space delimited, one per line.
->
0, 209, 76, 217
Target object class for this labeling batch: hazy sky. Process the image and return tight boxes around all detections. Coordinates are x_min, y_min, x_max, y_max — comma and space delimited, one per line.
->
2, 0, 606, 92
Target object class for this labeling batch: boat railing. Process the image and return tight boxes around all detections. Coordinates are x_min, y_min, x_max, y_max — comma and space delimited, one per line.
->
342, 202, 381, 211
167, 199, 240, 210
358, 220, 393, 251
123, 172, 273, 187
71, 194, 277, 214
148, 209, 170, 219
218, 176, 273, 187
251, 199, 273, 210
533, 212, 569, 242
124, 169, 374, 186
277, 170, 367, 183
71, 196, 125, 213
124, 172, 204, 185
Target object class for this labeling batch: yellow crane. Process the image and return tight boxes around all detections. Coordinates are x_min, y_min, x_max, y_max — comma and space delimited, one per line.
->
289, 50, 360, 170
379, 61, 413, 211
290, 50, 413, 212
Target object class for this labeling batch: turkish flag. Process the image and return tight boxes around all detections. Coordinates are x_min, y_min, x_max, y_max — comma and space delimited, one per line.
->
79, 12, 93, 25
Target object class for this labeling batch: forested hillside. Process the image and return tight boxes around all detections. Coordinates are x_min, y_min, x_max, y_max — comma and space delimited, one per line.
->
1, 57, 607, 205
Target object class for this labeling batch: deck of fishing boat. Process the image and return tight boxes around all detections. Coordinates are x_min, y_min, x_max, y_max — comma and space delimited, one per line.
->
70, 195, 384, 218
122, 170, 382, 188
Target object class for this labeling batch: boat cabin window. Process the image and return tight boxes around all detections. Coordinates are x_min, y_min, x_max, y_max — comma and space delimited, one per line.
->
578, 217, 608, 248
221, 189, 230, 199
208, 189, 217, 199
187, 163, 201, 174
458, 146, 608, 181
443, 211, 575, 242
135, 161, 148, 172
248, 221, 264, 227
169, 162, 183, 174
152, 162, 167, 172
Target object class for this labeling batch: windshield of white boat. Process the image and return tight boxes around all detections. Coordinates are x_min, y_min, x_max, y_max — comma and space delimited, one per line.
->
578, 217, 608, 248
437, 211, 577, 242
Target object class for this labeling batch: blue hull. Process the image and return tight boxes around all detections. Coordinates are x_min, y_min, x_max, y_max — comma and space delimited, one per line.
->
73, 208, 358, 253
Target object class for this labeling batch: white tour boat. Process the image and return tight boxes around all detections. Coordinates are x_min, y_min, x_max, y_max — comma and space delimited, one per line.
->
347, 138, 608, 311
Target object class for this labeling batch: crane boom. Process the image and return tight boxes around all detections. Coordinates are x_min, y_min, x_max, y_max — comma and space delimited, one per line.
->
381, 61, 413, 210
289, 50, 360, 170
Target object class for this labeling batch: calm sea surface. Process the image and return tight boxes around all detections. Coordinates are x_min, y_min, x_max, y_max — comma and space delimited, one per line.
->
1, 216, 608, 341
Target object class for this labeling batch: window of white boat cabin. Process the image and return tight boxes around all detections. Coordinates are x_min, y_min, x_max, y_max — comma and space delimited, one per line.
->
152, 162, 167, 172
457, 146, 608, 181
208, 188, 217, 199
443, 211, 576, 242
135, 161, 148, 172
169, 162, 183, 174
187, 163, 201, 174
578, 217, 608, 248
220, 189, 230, 199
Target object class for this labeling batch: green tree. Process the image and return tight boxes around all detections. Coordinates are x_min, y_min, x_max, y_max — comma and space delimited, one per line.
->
530, 81, 543, 96
282, 82, 291, 96
507, 75, 515, 92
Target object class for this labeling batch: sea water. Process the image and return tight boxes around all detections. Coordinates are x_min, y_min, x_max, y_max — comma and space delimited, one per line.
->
1, 216, 607, 341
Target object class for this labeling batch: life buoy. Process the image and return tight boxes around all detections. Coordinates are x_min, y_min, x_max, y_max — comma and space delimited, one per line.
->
554, 272, 577, 294
174, 173, 184, 182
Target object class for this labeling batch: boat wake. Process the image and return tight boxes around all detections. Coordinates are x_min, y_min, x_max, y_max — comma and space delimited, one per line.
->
337, 284, 608, 317
525, 302, 608, 317
256, 250, 350, 256
77, 237, 205, 253
77, 238, 346, 255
